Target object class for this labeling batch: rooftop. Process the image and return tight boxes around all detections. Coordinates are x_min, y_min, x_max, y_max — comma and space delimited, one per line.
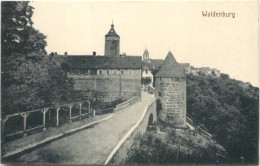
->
66, 55, 141, 69
155, 51, 185, 78
105, 24, 120, 37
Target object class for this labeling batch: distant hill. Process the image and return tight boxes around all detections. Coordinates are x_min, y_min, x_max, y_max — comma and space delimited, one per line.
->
186, 73, 259, 163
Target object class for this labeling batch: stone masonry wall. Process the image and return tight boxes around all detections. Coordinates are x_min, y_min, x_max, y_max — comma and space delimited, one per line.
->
68, 70, 141, 102
155, 77, 186, 128
105, 36, 120, 57
109, 99, 157, 165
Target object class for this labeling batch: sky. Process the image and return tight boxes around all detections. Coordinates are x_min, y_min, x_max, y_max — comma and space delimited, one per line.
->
30, 1, 258, 87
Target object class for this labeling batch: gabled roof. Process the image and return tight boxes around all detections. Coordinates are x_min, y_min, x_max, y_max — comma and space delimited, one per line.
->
66, 55, 141, 69
180, 63, 190, 68
151, 59, 164, 69
155, 51, 185, 78
105, 24, 120, 37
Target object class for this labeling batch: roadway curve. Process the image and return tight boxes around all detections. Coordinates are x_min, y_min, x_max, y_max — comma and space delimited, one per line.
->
12, 92, 155, 165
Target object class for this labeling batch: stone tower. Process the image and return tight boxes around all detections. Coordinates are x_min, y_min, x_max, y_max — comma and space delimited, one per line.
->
143, 48, 149, 61
155, 51, 186, 128
105, 23, 120, 57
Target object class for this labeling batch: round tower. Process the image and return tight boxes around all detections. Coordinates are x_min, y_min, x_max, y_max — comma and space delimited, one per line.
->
105, 23, 120, 57
155, 51, 186, 128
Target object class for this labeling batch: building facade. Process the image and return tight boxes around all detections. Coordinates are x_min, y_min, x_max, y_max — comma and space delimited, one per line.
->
105, 23, 120, 57
155, 51, 186, 128
67, 56, 141, 102
66, 24, 141, 102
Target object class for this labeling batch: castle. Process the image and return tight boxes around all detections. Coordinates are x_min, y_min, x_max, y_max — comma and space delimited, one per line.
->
66, 23, 187, 128
66, 24, 141, 102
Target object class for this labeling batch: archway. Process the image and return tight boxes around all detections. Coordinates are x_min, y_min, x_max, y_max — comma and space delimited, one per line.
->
148, 113, 154, 125
147, 113, 154, 131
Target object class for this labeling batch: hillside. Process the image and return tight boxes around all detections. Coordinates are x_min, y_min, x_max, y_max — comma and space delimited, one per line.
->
126, 124, 227, 164
186, 73, 259, 163
125, 73, 259, 164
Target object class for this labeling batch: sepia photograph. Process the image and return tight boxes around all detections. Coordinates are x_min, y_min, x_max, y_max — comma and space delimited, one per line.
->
1, 1, 259, 165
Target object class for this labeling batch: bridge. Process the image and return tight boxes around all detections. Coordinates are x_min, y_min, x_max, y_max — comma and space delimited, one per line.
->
2, 91, 157, 164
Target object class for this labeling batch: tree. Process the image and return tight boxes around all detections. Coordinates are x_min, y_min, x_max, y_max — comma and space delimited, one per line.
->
1, 1, 47, 56
1, 2, 74, 116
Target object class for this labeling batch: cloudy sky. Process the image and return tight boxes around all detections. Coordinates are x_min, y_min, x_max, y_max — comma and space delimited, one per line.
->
31, 1, 258, 86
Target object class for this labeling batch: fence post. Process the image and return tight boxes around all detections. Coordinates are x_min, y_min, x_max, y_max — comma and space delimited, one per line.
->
56, 107, 60, 126
21, 113, 29, 136
88, 101, 90, 115
93, 109, 95, 117
68, 104, 73, 123
79, 103, 82, 120
2, 117, 9, 135
41, 108, 48, 131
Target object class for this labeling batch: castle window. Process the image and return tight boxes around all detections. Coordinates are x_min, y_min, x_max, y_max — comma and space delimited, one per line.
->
99, 69, 103, 75
107, 70, 109, 75
90, 69, 97, 75
83, 69, 88, 75
75, 68, 81, 75
158, 92, 162, 97
121, 70, 124, 74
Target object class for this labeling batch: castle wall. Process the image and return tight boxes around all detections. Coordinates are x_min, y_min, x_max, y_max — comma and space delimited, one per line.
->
68, 69, 141, 102
155, 77, 186, 128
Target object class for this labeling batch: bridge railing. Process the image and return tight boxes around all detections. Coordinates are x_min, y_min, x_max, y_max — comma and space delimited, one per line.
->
114, 96, 140, 112
2, 99, 93, 140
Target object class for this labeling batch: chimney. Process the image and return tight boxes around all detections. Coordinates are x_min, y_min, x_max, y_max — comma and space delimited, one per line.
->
122, 52, 126, 57
64, 51, 68, 56
93, 51, 96, 56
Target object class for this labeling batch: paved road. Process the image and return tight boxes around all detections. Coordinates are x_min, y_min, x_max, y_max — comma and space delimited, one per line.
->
13, 92, 155, 165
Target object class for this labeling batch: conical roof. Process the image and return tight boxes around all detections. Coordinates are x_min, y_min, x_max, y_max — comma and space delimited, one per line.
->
143, 49, 149, 55
105, 24, 120, 37
155, 51, 185, 78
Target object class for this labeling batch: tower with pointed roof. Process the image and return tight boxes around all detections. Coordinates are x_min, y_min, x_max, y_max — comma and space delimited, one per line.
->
105, 23, 120, 57
155, 51, 186, 128
143, 48, 149, 61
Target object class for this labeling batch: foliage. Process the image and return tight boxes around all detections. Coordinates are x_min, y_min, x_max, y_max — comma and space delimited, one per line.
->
186, 74, 259, 163
127, 129, 225, 164
1, 1, 47, 56
1, 2, 75, 116
2, 55, 74, 116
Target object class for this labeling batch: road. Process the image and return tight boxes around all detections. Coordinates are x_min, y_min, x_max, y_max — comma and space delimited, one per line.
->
13, 92, 155, 165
